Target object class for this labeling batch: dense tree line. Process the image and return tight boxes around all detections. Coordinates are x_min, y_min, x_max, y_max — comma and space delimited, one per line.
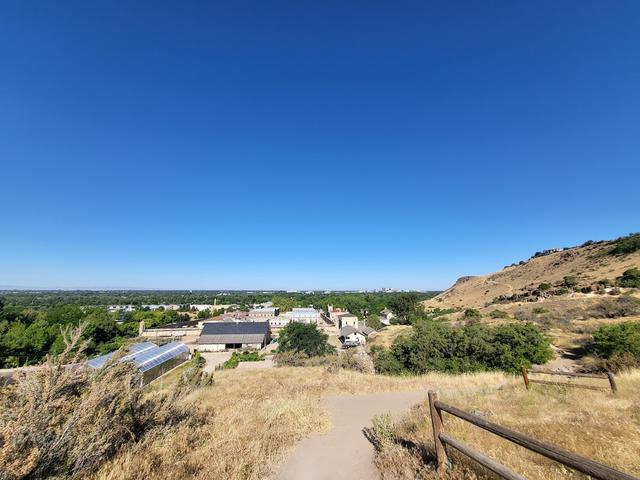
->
0, 290, 439, 318
0, 299, 189, 368
0, 291, 437, 368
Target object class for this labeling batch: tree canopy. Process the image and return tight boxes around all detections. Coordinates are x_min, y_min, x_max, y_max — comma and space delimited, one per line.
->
277, 322, 334, 357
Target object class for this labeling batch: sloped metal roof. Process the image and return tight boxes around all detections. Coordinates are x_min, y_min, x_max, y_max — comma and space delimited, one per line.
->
201, 321, 270, 336
198, 334, 267, 345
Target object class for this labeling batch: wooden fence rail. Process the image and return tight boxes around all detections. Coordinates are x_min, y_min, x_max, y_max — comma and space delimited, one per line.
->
520, 367, 617, 393
427, 391, 637, 480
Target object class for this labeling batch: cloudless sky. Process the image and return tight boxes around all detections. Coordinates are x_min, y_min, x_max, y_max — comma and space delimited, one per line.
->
1, 1, 639, 290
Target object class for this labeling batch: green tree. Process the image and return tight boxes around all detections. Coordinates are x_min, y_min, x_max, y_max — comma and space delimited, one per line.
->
272, 296, 297, 312
278, 322, 334, 356
387, 293, 421, 323
366, 314, 382, 330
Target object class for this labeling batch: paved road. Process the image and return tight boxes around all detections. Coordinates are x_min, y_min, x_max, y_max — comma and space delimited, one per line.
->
277, 390, 429, 480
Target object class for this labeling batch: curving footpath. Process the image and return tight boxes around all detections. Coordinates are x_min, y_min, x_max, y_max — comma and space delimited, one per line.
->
277, 390, 429, 480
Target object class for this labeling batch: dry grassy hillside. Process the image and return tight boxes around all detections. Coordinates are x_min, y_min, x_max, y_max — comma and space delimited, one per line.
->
99, 367, 640, 480
373, 370, 640, 480
424, 236, 640, 312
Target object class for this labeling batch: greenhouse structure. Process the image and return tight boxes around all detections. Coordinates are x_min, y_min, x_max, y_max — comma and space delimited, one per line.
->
87, 341, 190, 384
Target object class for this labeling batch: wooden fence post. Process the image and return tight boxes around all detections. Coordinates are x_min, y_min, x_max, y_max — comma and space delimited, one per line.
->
428, 390, 448, 473
521, 367, 530, 390
606, 372, 617, 394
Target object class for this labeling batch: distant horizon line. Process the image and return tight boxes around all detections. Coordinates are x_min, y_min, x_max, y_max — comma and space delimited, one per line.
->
0, 286, 441, 293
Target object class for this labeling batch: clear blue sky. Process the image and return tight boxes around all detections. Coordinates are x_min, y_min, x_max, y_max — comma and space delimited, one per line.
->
1, 1, 639, 290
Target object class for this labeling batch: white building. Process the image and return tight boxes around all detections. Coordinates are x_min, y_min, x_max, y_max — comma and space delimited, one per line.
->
339, 326, 366, 346
337, 313, 359, 329
283, 307, 321, 325
327, 305, 348, 323
191, 304, 215, 312
107, 305, 135, 313
379, 308, 395, 326
268, 316, 292, 329
249, 307, 280, 319
339, 325, 377, 346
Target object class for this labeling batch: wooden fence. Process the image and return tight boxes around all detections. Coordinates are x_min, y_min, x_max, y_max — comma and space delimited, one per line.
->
520, 367, 617, 393
427, 391, 638, 480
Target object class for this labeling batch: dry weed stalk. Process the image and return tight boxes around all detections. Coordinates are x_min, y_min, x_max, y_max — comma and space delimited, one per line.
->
0, 325, 198, 480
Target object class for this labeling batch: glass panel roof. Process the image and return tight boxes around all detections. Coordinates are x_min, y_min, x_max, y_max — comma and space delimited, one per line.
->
87, 341, 158, 369
130, 342, 190, 373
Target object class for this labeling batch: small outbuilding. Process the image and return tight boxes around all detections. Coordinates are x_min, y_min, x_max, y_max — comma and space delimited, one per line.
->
337, 313, 359, 329
197, 321, 271, 351
379, 308, 395, 325
339, 326, 366, 346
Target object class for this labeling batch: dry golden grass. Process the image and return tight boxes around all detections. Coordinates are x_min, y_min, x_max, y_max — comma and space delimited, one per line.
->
93, 367, 510, 480
368, 325, 413, 349
424, 241, 640, 311
374, 370, 640, 480
91, 364, 640, 480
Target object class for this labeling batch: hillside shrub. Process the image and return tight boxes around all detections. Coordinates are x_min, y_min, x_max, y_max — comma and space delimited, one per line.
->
538, 282, 552, 291
592, 322, 640, 372
609, 233, 640, 256
323, 350, 372, 374
273, 350, 309, 367
489, 309, 508, 319
563, 276, 578, 288
590, 296, 640, 318
372, 322, 552, 375
222, 351, 264, 369
617, 268, 640, 288
463, 309, 482, 320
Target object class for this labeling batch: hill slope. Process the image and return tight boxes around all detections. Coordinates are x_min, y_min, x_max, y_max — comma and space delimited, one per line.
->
425, 235, 640, 311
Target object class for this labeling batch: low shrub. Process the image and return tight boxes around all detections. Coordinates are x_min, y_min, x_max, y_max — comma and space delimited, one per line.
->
591, 322, 640, 372
617, 268, 640, 288
489, 309, 509, 319
463, 309, 482, 320
323, 350, 373, 374
609, 233, 640, 256
373, 322, 552, 375
223, 351, 264, 369
590, 296, 640, 318
273, 350, 309, 367
0, 326, 198, 480
538, 282, 552, 291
